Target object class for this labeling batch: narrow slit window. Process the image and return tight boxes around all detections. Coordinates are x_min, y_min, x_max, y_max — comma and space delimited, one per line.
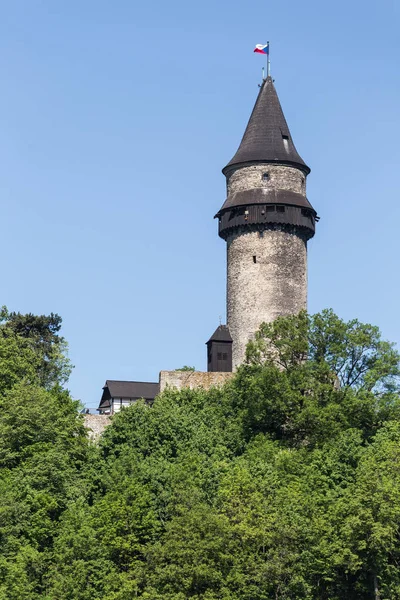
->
282, 134, 289, 152
253, 255, 257, 263
262, 172, 269, 181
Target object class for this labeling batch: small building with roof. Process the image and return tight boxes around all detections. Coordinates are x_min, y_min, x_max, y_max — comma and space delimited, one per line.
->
206, 325, 233, 373
98, 380, 160, 415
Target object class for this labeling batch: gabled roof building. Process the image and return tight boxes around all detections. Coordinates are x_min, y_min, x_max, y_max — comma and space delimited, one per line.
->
98, 380, 160, 415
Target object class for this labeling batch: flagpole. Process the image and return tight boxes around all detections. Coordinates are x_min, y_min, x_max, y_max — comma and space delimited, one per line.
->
267, 41, 270, 77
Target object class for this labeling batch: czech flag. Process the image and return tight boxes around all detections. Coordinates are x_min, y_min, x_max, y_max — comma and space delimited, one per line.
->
254, 43, 269, 55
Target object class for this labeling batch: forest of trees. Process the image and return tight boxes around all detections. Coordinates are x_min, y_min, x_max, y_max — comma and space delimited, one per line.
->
0, 306, 400, 599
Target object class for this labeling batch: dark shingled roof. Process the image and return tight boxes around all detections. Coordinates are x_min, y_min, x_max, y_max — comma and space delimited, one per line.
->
206, 325, 232, 344
105, 380, 159, 400
223, 76, 310, 175
217, 188, 316, 215
98, 380, 159, 412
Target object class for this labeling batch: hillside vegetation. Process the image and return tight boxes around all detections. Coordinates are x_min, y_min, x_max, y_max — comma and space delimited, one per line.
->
0, 308, 400, 599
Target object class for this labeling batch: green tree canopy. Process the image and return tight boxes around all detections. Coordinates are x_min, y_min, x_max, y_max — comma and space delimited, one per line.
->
0, 307, 72, 390
239, 309, 400, 447
1, 309, 400, 599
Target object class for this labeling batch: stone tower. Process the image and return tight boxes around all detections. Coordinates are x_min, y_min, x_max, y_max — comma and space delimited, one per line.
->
215, 76, 318, 369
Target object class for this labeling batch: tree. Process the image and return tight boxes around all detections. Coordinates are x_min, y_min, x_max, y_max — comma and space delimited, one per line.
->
239, 310, 400, 446
1, 308, 400, 599
246, 309, 400, 393
0, 333, 41, 396
0, 307, 72, 388
0, 384, 89, 599
0, 307, 81, 599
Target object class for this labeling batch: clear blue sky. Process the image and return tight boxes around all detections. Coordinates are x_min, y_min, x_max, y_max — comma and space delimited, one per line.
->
1, 0, 399, 410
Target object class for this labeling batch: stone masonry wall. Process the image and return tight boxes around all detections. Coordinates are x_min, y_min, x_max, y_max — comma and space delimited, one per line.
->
227, 228, 307, 368
159, 371, 233, 393
226, 164, 306, 196
83, 414, 111, 441
224, 161, 309, 370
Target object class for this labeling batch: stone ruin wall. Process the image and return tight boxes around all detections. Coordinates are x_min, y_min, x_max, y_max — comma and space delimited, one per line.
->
159, 370, 233, 393
83, 414, 111, 441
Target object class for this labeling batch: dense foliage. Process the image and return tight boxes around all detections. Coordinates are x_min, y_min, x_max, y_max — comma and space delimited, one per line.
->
0, 307, 400, 599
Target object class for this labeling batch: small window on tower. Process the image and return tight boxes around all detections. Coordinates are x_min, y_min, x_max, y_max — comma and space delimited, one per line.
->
282, 134, 289, 152
277, 206, 285, 213
222, 353, 228, 361
262, 172, 269, 181
265, 205, 275, 212
217, 352, 223, 360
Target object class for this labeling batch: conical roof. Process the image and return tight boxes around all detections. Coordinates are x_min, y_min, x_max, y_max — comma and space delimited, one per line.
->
223, 76, 310, 175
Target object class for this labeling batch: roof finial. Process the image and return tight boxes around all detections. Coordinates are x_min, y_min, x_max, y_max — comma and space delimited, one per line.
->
219, 314, 222, 326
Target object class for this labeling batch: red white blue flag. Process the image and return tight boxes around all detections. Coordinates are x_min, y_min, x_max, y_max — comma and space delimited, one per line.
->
254, 43, 269, 55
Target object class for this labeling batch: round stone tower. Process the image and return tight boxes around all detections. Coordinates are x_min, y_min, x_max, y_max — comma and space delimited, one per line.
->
216, 76, 318, 369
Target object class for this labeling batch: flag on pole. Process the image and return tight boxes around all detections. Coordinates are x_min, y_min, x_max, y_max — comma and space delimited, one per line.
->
254, 43, 269, 55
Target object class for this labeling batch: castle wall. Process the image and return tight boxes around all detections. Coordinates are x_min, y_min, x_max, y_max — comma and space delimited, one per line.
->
83, 414, 111, 440
159, 370, 233, 392
227, 227, 307, 369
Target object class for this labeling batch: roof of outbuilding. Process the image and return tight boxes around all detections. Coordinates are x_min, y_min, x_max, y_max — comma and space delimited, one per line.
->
223, 76, 310, 175
206, 325, 233, 344
105, 380, 160, 400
